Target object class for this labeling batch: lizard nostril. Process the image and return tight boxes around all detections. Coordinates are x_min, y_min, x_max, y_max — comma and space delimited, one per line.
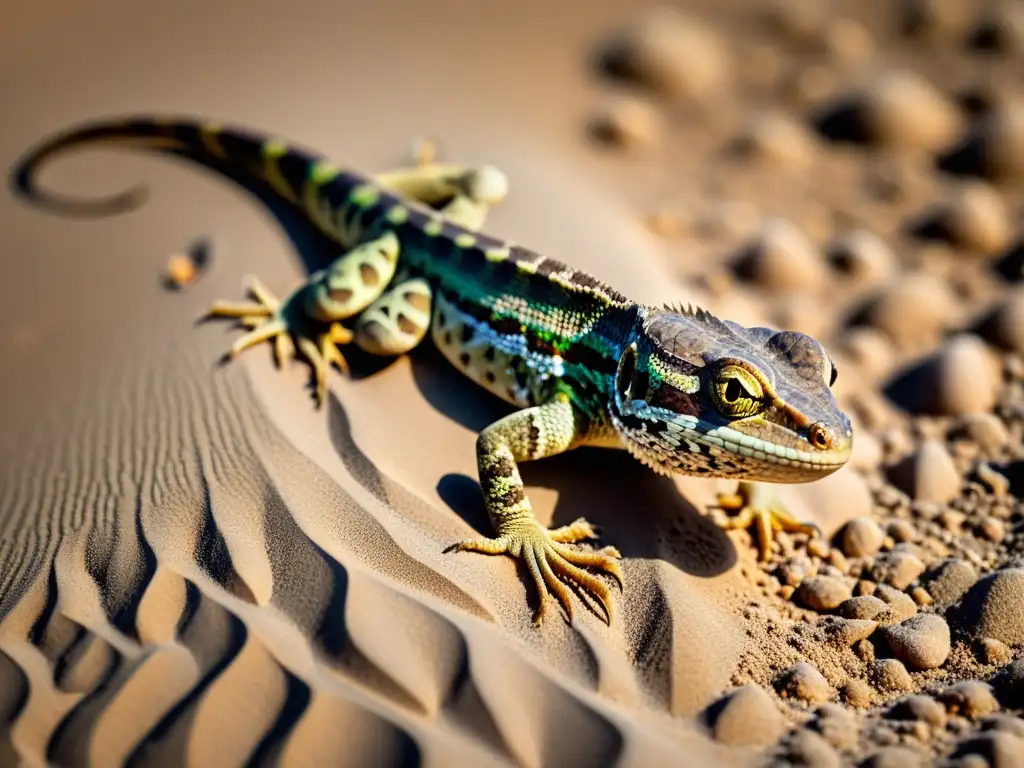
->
808, 422, 833, 450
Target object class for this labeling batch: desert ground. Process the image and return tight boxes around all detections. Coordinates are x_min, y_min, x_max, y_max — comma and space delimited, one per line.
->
1, 0, 1023, 766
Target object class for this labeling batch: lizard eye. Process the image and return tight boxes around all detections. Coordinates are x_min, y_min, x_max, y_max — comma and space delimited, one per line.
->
616, 343, 637, 400
710, 364, 765, 419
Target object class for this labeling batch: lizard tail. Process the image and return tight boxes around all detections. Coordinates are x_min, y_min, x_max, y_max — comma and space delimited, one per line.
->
10, 116, 325, 218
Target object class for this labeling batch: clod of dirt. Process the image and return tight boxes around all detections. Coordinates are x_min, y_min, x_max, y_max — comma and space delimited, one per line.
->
954, 568, 1024, 644
874, 585, 919, 622
938, 681, 1000, 720
873, 658, 914, 693
871, 551, 927, 590
778, 662, 834, 704
922, 558, 979, 606
887, 694, 947, 727
840, 595, 899, 624
710, 684, 787, 746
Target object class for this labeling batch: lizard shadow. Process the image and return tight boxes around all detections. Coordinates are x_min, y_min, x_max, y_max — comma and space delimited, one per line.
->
412, 349, 737, 579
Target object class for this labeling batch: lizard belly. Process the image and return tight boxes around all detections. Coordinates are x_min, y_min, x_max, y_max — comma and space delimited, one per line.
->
431, 291, 561, 409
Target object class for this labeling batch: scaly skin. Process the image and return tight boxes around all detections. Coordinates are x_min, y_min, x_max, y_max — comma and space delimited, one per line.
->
12, 116, 854, 625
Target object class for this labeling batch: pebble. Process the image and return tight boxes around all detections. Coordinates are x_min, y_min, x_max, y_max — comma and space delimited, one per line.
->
841, 517, 886, 557
953, 412, 1012, 453
883, 613, 951, 669
873, 658, 914, 693
931, 336, 1002, 416
980, 516, 1006, 542
860, 70, 963, 150
732, 217, 827, 291
969, 3, 1024, 55
599, 6, 731, 101
780, 555, 818, 587
976, 637, 1013, 665
888, 694, 947, 727
956, 568, 1024, 644
711, 684, 786, 746
981, 714, 1024, 740
910, 586, 933, 606
799, 576, 852, 612
842, 678, 874, 708
871, 551, 927, 590
900, 0, 975, 43
866, 273, 959, 349
820, 616, 879, 647
939, 681, 1000, 720
865, 746, 925, 768
950, 732, 1024, 768
940, 101, 1024, 182
785, 729, 843, 768
933, 182, 1013, 256
827, 230, 896, 285
840, 595, 897, 624
824, 18, 874, 64
888, 520, 918, 544
981, 287, 1024, 355
778, 662, 834, 704
733, 109, 817, 165
887, 440, 962, 503
923, 558, 979, 605
811, 703, 860, 750
588, 95, 663, 150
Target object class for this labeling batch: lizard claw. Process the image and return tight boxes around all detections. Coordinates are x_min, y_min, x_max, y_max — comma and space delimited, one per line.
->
207, 277, 354, 406
454, 519, 623, 625
713, 481, 820, 561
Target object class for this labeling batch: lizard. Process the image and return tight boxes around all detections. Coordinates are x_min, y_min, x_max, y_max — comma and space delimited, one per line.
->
12, 116, 854, 625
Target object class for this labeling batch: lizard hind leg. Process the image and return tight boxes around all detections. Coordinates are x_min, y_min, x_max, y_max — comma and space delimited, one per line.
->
354, 276, 432, 356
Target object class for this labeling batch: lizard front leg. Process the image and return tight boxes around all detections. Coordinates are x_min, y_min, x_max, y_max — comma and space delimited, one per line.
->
714, 481, 821, 561
207, 231, 400, 405
453, 393, 624, 625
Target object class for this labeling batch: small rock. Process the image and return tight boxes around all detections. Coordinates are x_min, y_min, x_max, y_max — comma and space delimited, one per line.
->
824, 17, 874, 63
841, 328, 895, 382
840, 595, 897, 623
980, 516, 1006, 542
939, 101, 1024, 183
827, 230, 895, 285
732, 217, 827, 291
976, 637, 1013, 666
969, 3, 1024, 54
588, 95, 663, 150
950, 732, 1024, 768
780, 555, 818, 587
875, 585, 919, 621
980, 714, 1024, 740
925, 182, 1013, 256
820, 616, 878, 647
785, 728, 842, 768
733, 110, 817, 165
939, 681, 1000, 720
865, 746, 925, 768
924, 558, 979, 605
883, 613, 951, 670
888, 440, 962, 503
910, 586, 933, 606
854, 638, 876, 662
841, 517, 886, 557
865, 273, 959, 349
955, 569, 1024, 644
778, 662, 834, 704
995, 659, 1024, 705
799, 576, 853, 611
711, 684, 787, 746
872, 551, 927, 590
855, 580, 879, 597
873, 658, 914, 692
842, 678, 873, 708
811, 702, 860, 750
888, 694, 947, 727
888, 520, 918, 544
953, 413, 1011, 453
599, 6, 731, 101
980, 287, 1024, 355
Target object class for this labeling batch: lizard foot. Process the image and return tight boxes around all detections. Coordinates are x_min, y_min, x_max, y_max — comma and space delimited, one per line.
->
207, 276, 353, 406
453, 520, 623, 625
714, 481, 820, 561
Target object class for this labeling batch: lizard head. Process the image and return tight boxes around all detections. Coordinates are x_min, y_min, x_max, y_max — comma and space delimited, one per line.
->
608, 305, 853, 483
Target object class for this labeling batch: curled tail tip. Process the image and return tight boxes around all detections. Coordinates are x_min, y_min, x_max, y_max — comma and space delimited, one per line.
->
10, 164, 149, 217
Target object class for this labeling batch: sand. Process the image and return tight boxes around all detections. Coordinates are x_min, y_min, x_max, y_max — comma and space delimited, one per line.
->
1, 0, 1023, 766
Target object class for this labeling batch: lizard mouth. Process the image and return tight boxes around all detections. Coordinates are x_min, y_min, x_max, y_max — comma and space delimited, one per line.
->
610, 402, 852, 482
